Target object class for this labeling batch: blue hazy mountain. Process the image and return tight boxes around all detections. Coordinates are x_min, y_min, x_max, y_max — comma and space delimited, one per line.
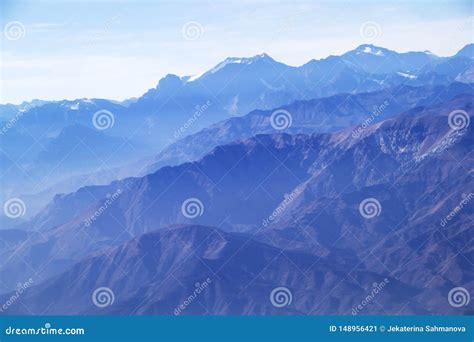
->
2, 45, 472, 215
0, 122, 148, 224
0, 95, 471, 317
144, 82, 472, 174
455, 43, 474, 59
1, 224, 420, 315
4, 44, 471, 151
0, 44, 472, 316
4, 44, 472, 141
0, 99, 51, 119
128, 44, 472, 141
12, 82, 472, 233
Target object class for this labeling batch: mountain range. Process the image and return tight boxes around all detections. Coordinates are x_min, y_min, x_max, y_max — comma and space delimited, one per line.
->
0, 44, 472, 316
1, 93, 472, 315
2, 44, 473, 222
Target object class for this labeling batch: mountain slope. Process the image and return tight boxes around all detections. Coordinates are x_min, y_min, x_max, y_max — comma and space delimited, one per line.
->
0, 224, 425, 315
455, 43, 474, 59
145, 82, 472, 174
0, 95, 471, 299
2, 45, 472, 221
0, 123, 147, 224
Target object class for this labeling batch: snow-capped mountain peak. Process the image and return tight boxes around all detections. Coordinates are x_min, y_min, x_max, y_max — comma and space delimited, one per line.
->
356, 44, 385, 56
210, 53, 273, 71
186, 53, 274, 82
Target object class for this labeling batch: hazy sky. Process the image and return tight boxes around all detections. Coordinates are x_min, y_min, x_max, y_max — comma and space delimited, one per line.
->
1, 0, 472, 104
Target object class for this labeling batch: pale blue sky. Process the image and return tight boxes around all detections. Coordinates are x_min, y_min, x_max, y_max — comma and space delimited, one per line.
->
1, 0, 472, 104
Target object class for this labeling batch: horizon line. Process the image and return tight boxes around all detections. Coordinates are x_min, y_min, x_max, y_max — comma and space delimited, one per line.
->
2, 42, 472, 106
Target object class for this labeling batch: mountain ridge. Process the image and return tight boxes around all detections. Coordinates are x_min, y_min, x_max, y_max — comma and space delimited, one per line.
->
1, 94, 471, 301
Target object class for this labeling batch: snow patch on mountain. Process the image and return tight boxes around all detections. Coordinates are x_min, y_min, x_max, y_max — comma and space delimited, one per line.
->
397, 71, 417, 79
186, 54, 271, 82
187, 71, 206, 82
362, 46, 384, 56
